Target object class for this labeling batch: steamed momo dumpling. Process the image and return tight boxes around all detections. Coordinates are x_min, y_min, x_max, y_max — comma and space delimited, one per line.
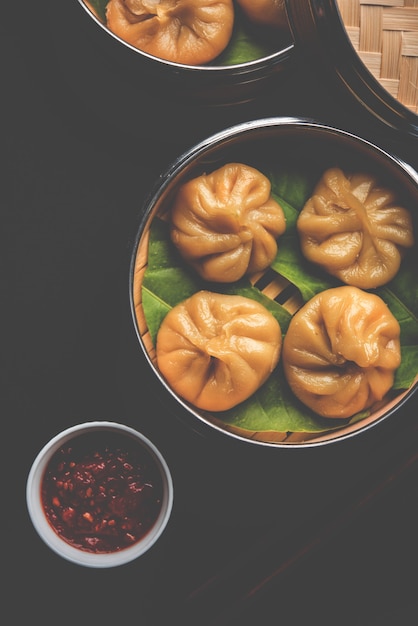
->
106, 0, 234, 65
282, 286, 401, 419
235, 0, 289, 29
156, 290, 282, 411
297, 168, 414, 289
170, 163, 286, 283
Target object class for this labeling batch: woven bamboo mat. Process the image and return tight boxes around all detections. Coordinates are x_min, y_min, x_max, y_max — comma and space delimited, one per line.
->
337, 0, 418, 113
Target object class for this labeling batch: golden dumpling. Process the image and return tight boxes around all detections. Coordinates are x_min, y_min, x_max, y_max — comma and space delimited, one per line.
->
297, 168, 414, 289
106, 0, 234, 65
170, 163, 286, 283
156, 290, 282, 411
235, 0, 289, 29
282, 286, 401, 419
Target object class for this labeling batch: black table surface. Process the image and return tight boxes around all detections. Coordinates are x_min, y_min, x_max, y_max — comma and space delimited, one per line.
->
4, 3, 418, 625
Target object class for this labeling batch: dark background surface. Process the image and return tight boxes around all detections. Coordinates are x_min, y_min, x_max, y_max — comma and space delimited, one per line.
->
3, 3, 418, 625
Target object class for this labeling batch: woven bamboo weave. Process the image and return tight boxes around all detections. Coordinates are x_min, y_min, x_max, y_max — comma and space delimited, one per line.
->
337, 0, 418, 113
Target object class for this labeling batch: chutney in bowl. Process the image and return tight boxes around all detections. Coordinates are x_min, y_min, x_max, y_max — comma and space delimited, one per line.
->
26, 421, 174, 567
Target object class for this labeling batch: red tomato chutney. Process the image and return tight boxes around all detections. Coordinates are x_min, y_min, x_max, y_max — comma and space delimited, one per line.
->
41, 432, 164, 553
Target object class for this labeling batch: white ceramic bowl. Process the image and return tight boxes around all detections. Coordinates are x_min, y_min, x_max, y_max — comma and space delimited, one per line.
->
26, 421, 174, 568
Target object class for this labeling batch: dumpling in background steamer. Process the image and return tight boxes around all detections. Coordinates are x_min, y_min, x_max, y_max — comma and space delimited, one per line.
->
235, 0, 289, 29
297, 168, 414, 289
282, 286, 401, 419
156, 290, 282, 411
106, 0, 234, 65
170, 163, 286, 283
